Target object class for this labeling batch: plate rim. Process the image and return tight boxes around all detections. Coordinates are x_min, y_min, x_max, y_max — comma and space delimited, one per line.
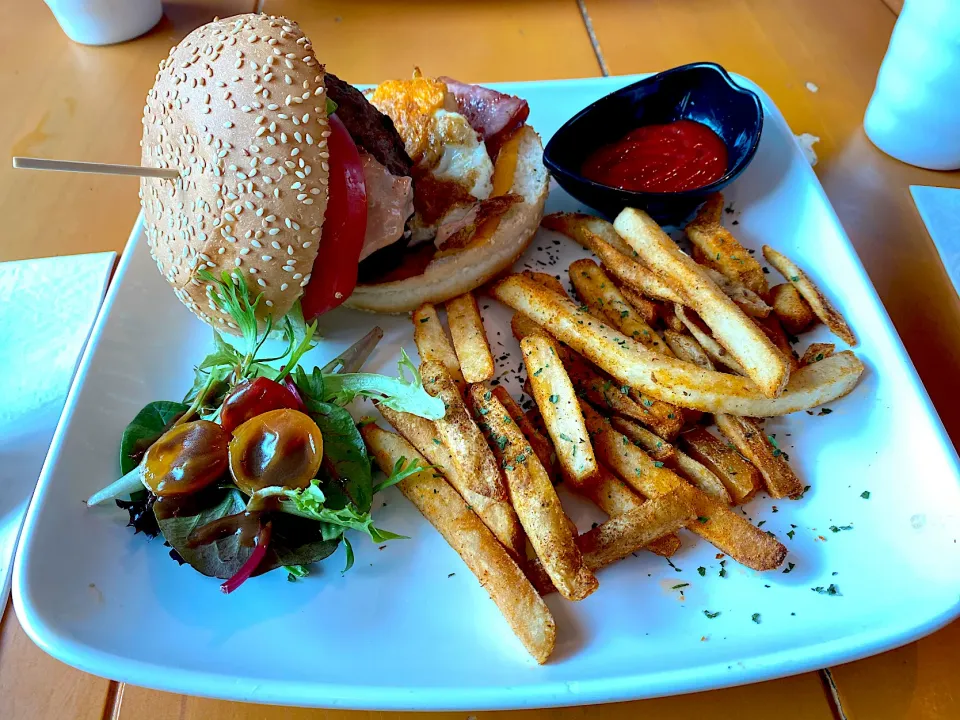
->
13, 73, 960, 710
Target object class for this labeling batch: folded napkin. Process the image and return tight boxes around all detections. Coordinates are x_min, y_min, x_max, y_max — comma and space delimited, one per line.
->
0, 252, 115, 606
911, 186, 960, 297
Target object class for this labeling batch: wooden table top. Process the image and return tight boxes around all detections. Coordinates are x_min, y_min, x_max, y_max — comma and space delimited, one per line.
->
1, 1, 957, 718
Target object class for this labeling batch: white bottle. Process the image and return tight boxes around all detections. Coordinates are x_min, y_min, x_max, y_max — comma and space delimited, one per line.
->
864, 0, 960, 170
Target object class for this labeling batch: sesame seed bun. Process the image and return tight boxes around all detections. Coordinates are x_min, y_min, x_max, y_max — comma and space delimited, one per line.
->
140, 13, 330, 333
344, 125, 550, 314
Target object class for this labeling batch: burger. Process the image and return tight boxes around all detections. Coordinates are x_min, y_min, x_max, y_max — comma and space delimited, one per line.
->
140, 13, 549, 330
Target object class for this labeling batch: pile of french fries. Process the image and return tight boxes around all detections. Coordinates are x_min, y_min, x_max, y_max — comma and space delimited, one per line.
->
361, 193, 864, 663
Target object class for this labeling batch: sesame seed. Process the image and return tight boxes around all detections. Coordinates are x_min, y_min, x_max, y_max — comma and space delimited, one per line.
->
257, 278, 267, 287
265, 300, 274, 307
249, 267, 257, 274
303, 198, 313, 204
268, 228, 280, 235
282, 266, 294, 272
280, 282, 289, 291
265, 214, 277, 222
271, 241, 282, 250
251, 239, 262, 248
261, 255, 272, 261
240, 248, 250, 255
302, 242, 312, 249
234, 258, 242, 267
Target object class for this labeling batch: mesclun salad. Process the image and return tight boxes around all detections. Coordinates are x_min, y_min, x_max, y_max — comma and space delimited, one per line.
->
87, 271, 443, 593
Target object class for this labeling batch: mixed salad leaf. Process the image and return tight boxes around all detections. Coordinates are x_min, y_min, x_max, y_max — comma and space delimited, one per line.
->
90, 270, 442, 591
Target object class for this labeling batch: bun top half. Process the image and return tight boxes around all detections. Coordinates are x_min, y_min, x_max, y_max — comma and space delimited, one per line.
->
140, 13, 330, 332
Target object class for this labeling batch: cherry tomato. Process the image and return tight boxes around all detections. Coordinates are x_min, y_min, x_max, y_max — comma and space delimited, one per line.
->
141, 420, 228, 497
220, 377, 300, 434
300, 114, 368, 321
229, 409, 324, 495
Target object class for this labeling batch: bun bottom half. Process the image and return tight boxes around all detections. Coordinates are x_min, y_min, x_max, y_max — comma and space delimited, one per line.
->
344, 127, 549, 314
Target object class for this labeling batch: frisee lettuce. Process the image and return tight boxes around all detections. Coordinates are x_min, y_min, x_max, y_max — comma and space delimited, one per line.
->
373, 456, 432, 494
253, 482, 407, 545
322, 350, 445, 419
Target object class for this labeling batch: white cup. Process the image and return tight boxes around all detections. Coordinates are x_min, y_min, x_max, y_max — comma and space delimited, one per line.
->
45, 0, 163, 46
864, 0, 960, 170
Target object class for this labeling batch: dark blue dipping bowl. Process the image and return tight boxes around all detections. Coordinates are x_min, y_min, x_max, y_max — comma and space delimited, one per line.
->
543, 62, 763, 225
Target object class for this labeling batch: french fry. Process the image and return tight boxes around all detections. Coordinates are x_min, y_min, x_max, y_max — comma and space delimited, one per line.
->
702, 266, 772, 319
420, 360, 525, 556
491, 274, 864, 416
770, 283, 815, 335
679, 426, 761, 504
568, 464, 682, 557
611, 416, 732, 504
413, 303, 465, 390
753, 313, 799, 370
445, 292, 495, 383
615, 282, 663, 326
763, 245, 857, 346
615, 208, 790, 397
361, 424, 555, 663
511, 312, 684, 440
526, 489, 695, 595
491, 386, 557, 484
663, 329, 714, 370
674, 305, 746, 374
471, 386, 598, 601
660, 302, 685, 331
569, 259, 674, 356
520, 334, 598, 484
541, 212, 683, 303
609, 416, 675, 463
522, 270, 569, 298
582, 404, 786, 570
800, 342, 835, 367
715, 414, 804, 499
377, 405, 523, 549
685, 193, 768, 295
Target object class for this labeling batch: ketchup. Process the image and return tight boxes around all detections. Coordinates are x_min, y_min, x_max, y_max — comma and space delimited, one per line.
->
582, 120, 728, 193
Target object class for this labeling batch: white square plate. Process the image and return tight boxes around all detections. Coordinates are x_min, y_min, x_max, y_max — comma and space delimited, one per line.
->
14, 76, 960, 710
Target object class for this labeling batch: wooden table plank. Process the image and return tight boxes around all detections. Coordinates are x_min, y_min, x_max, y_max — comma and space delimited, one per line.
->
584, 1, 960, 718
0, 0, 256, 265
258, 0, 600, 84
0, 604, 113, 720
116, 670, 835, 719
829, 620, 959, 720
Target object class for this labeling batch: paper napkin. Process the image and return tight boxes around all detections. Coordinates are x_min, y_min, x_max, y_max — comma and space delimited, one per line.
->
0, 252, 115, 607
910, 186, 960, 297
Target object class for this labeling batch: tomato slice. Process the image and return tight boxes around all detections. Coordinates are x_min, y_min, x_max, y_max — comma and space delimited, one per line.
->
219, 377, 301, 435
300, 114, 368, 321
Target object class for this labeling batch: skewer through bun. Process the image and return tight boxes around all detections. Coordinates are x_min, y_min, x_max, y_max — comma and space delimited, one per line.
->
140, 14, 330, 332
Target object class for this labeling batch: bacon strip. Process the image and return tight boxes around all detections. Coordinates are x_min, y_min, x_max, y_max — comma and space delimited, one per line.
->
439, 77, 530, 155
435, 194, 523, 252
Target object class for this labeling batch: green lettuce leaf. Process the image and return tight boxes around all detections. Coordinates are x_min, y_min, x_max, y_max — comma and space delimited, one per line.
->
321, 350, 444, 419
372, 456, 432, 495
254, 482, 406, 545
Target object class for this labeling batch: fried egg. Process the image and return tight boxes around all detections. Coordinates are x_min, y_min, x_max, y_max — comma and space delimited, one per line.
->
368, 74, 494, 206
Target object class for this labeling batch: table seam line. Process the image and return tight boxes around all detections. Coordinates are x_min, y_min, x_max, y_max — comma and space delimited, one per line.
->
819, 668, 849, 720
100, 680, 125, 720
